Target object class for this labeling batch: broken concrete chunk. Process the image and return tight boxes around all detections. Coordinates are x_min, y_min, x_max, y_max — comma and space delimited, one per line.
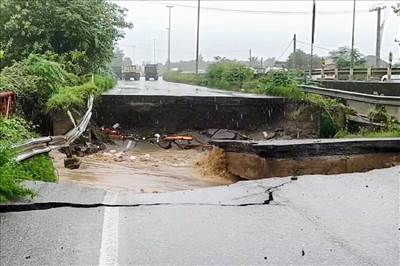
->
212, 129, 236, 140
64, 156, 81, 169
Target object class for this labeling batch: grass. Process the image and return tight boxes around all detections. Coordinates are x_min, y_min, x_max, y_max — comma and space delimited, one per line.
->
0, 116, 57, 202
335, 129, 400, 138
47, 75, 116, 111
163, 71, 206, 86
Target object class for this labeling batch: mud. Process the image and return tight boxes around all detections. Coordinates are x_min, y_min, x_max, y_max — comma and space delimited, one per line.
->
51, 141, 237, 193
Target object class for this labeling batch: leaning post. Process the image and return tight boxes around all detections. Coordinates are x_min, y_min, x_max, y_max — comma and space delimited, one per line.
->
388, 51, 392, 80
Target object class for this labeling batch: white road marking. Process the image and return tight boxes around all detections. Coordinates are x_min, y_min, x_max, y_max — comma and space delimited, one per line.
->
99, 192, 119, 266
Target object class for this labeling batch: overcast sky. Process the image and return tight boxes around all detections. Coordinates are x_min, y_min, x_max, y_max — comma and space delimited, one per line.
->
113, 0, 400, 64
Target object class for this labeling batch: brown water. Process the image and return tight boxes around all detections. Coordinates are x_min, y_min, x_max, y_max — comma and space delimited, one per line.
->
51, 143, 236, 193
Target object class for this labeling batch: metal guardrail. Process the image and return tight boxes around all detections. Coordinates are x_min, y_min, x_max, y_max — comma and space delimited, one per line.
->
13, 95, 94, 162
298, 85, 400, 106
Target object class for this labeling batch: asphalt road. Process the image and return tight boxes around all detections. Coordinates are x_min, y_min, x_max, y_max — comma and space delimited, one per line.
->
1, 167, 399, 265
105, 78, 278, 98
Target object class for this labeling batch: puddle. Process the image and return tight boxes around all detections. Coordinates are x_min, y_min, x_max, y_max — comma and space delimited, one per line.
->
51, 142, 237, 193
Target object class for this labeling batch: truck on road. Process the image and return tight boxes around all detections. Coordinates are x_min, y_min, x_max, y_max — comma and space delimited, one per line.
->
144, 64, 159, 81
122, 65, 140, 81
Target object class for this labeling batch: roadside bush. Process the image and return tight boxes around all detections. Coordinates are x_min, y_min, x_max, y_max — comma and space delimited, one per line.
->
206, 61, 254, 90
0, 116, 56, 202
0, 54, 116, 128
163, 71, 206, 86
335, 128, 400, 138
0, 54, 79, 131
47, 75, 116, 111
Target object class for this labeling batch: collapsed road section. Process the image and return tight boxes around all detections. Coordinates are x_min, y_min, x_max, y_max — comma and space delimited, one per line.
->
91, 82, 320, 138
211, 138, 400, 179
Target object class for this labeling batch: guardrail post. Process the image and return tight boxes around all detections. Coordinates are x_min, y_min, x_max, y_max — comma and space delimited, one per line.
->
334, 68, 338, 80
349, 68, 354, 80
366, 67, 371, 81
320, 67, 325, 81
388, 51, 392, 80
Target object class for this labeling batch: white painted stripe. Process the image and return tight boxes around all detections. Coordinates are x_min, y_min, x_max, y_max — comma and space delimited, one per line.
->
99, 192, 119, 266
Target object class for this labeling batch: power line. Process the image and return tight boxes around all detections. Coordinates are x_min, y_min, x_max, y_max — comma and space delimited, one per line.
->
149, 1, 369, 15
297, 40, 332, 52
276, 40, 294, 60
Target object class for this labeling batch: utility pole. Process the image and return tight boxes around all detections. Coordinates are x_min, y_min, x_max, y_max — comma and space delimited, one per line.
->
195, 0, 201, 74
309, 0, 316, 79
370, 5, 386, 67
350, 0, 356, 80
293, 33, 297, 69
153, 39, 156, 64
249, 49, 252, 66
166, 5, 174, 71
350, 0, 356, 70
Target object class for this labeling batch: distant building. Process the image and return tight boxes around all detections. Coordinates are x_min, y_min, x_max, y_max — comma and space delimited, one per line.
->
273, 60, 287, 69
364, 55, 389, 67
323, 57, 336, 69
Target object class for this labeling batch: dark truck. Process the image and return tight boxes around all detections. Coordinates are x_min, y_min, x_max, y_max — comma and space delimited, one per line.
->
144, 64, 159, 81
122, 65, 140, 81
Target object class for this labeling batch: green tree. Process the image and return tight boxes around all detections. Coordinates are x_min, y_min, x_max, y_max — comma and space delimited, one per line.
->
111, 47, 125, 69
286, 49, 323, 70
0, 0, 132, 72
329, 46, 366, 68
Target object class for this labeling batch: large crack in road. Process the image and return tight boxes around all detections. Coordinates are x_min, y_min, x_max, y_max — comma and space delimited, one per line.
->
0, 181, 294, 213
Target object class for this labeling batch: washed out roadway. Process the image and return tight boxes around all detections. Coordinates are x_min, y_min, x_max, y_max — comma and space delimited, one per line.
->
0, 167, 399, 265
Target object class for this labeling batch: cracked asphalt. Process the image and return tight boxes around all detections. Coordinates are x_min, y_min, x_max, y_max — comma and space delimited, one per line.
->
0, 166, 399, 265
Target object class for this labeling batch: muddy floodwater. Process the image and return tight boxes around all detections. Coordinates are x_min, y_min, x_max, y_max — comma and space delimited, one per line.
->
51, 142, 237, 193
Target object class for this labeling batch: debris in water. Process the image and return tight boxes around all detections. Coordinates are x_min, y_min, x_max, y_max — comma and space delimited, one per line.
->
301, 249, 305, 256
64, 156, 81, 169
291, 176, 298, 181
124, 140, 134, 152
110, 150, 117, 154
129, 155, 137, 161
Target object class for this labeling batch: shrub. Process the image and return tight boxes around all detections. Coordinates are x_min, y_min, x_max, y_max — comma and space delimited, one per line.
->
0, 116, 56, 202
256, 71, 304, 100
206, 61, 254, 90
163, 72, 205, 86
0, 54, 80, 131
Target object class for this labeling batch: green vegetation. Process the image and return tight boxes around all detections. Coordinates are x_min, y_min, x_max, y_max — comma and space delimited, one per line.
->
0, 54, 116, 123
163, 62, 354, 138
0, 0, 129, 202
205, 61, 255, 90
335, 129, 400, 139
0, 0, 132, 72
0, 117, 56, 202
335, 105, 400, 139
47, 74, 116, 111
329, 46, 366, 68
163, 72, 206, 86
286, 49, 323, 70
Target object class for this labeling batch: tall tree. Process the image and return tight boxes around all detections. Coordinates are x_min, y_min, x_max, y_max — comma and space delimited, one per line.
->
286, 49, 322, 70
329, 46, 366, 68
0, 0, 132, 72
